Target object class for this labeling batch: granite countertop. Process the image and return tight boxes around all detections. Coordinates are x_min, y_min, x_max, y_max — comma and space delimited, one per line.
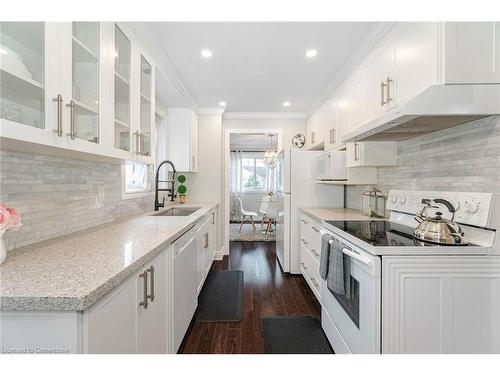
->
0, 203, 218, 312
299, 207, 386, 222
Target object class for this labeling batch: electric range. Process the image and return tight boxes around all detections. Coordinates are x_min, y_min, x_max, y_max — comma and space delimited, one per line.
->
318, 189, 500, 355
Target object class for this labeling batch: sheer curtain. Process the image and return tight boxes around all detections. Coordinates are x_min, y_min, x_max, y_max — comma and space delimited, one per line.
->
230, 150, 243, 222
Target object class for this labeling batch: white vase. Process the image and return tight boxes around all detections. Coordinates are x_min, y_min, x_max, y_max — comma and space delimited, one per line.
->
0, 237, 6, 266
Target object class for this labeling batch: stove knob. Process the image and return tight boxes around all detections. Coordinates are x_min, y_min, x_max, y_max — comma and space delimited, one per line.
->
465, 201, 479, 214
397, 196, 407, 205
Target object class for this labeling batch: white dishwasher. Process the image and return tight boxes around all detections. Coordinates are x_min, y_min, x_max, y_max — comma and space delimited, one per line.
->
172, 225, 198, 352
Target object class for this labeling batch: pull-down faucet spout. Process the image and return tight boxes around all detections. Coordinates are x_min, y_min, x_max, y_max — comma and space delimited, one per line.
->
155, 160, 177, 211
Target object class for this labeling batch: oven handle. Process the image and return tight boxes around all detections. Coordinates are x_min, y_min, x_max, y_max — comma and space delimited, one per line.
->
342, 247, 373, 268
320, 230, 374, 268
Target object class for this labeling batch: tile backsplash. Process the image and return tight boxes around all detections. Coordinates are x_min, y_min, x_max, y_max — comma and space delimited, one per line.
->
0, 151, 153, 251
346, 115, 500, 211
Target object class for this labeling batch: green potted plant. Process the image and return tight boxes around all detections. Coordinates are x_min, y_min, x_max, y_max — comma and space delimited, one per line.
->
177, 175, 187, 204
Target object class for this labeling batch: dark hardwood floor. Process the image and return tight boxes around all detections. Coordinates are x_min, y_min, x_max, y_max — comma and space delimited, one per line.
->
179, 241, 321, 354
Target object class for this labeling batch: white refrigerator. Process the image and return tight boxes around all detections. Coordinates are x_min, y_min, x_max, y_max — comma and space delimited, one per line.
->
276, 148, 344, 274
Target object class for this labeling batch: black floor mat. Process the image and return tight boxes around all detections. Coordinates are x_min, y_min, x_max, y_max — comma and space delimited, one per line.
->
195, 271, 243, 322
263, 316, 334, 354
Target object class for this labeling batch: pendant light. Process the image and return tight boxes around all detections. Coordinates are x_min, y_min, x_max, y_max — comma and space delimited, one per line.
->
263, 134, 277, 169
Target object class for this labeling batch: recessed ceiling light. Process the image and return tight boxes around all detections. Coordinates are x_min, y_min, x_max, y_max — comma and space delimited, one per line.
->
305, 49, 318, 58
201, 49, 212, 58
219, 101, 226, 107
282, 101, 291, 107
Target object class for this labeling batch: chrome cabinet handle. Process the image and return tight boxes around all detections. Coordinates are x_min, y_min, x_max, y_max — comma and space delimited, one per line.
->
192, 156, 196, 170
66, 100, 76, 139
329, 128, 336, 144
342, 247, 373, 268
146, 266, 155, 302
354, 142, 359, 162
301, 238, 308, 245
134, 131, 141, 155
311, 226, 319, 232
380, 81, 387, 106
311, 131, 316, 144
386, 77, 393, 103
311, 277, 319, 288
204, 233, 209, 249
301, 219, 308, 224
310, 248, 320, 257
52, 94, 63, 137
300, 262, 308, 270
139, 271, 148, 308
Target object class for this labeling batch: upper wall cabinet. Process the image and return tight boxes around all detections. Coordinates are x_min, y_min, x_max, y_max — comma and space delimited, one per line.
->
0, 22, 156, 164
310, 22, 500, 149
444, 22, 500, 84
167, 108, 198, 172
1, 23, 62, 146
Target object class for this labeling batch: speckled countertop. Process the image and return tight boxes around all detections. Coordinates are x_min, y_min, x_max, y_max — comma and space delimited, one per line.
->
299, 207, 386, 222
0, 203, 217, 312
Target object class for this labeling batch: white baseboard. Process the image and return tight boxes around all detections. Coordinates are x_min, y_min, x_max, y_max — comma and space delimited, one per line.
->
214, 247, 224, 260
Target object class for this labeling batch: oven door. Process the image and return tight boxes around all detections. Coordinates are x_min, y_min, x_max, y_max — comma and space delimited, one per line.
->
320, 233, 381, 354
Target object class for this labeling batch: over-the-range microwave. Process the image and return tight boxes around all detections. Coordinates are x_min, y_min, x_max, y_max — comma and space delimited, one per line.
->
314, 150, 348, 181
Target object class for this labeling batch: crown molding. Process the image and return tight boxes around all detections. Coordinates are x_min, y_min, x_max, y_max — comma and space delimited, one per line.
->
307, 22, 396, 116
125, 22, 199, 113
197, 107, 225, 115
223, 112, 307, 120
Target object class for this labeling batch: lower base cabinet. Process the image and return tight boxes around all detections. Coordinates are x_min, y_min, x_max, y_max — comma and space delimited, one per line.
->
0, 209, 217, 354
84, 250, 167, 354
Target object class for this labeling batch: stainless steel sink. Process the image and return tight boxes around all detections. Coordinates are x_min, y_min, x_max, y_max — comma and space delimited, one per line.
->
150, 207, 201, 217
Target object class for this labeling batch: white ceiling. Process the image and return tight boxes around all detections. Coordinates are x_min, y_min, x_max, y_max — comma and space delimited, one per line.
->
145, 22, 377, 113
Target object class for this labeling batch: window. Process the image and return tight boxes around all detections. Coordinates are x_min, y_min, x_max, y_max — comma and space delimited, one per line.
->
241, 155, 268, 191
123, 161, 152, 195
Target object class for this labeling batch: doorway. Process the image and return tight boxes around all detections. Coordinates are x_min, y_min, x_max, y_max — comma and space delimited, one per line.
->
223, 129, 282, 253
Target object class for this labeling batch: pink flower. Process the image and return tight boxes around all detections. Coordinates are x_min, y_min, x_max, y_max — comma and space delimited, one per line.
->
0, 204, 22, 234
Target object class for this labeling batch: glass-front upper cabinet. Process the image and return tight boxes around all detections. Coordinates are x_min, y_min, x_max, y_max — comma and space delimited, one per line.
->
0, 22, 45, 129
114, 25, 131, 151
71, 22, 100, 143
139, 55, 152, 156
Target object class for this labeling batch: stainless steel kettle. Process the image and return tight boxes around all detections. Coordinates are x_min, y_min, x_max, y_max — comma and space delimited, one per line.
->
413, 198, 466, 245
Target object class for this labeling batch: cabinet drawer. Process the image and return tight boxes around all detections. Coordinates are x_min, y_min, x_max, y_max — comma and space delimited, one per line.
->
300, 244, 321, 299
300, 215, 322, 250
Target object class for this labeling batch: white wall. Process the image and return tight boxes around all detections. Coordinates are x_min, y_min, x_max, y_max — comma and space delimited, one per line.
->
223, 118, 307, 149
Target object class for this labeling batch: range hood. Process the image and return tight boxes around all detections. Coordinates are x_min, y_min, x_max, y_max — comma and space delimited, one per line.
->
342, 84, 500, 142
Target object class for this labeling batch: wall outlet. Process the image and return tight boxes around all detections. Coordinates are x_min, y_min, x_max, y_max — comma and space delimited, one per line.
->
97, 186, 106, 203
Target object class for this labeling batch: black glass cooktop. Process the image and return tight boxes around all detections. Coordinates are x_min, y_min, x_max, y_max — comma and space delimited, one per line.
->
324, 220, 473, 247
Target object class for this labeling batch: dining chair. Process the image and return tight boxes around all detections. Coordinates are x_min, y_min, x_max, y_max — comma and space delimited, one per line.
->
259, 194, 272, 229
237, 197, 257, 234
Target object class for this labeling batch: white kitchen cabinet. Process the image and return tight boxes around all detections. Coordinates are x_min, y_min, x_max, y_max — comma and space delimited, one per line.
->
137, 250, 167, 354
445, 22, 500, 84
167, 108, 199, 172
392, 22, 439, 107
1, 22, 156, 163
0, 23, 65, 148
306, 110, 321, 150
322, 97, 340, 151
362, 42, 392, 123
382, 256, 500, 354
84, 250, 167, 354
299, 214, 322, 300
346, 141, 397, 168
196, 211, 217, 294
84, 270, 139, 353
347, 69, 366, 131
